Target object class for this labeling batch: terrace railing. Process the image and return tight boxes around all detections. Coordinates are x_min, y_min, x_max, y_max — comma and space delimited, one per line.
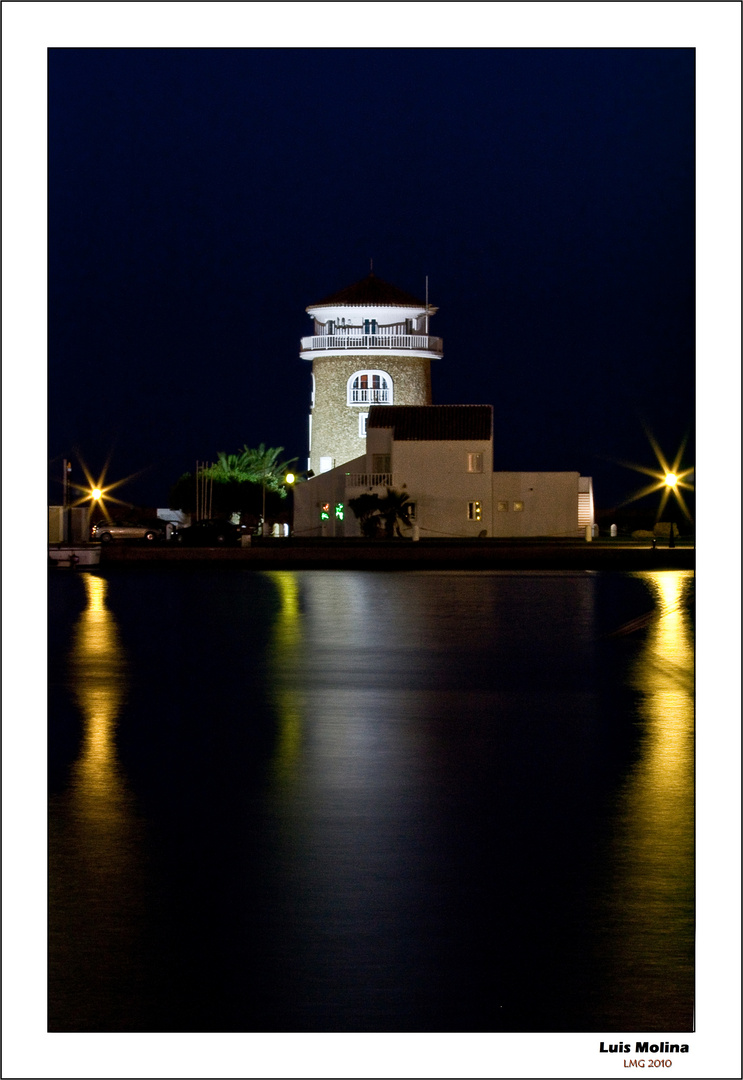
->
345, 473, 394, 489
301, 334, 443, 355
350, 388, 390, 404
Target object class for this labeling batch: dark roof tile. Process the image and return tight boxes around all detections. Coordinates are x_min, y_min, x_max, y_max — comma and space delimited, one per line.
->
367, 405, 493, 441
308, 272, 426, 309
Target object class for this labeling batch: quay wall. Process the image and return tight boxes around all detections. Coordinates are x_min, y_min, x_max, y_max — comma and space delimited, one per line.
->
95, 540, 694, 572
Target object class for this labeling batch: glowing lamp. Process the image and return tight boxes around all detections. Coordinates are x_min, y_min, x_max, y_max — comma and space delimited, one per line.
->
285, 473, 296, 485
91, 488, 103, 500
664, 473, 678, 488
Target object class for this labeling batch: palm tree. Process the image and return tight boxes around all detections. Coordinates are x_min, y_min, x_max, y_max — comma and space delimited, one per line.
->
349, 487, 413, 538
170, 445, 299, 519
378, 487, 414, 538
348, 492, 384, 537
207, 444, 298, 495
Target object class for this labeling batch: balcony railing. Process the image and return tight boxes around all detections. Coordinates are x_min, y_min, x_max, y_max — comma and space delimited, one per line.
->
345, 473, 394, 489
301, 334, 443, 355
350, 388, 390, 404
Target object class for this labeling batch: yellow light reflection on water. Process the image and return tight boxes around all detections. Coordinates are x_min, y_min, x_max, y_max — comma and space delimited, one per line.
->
264, 571, 304, 781
629, 571, 694, 820
49, 574, 145, 1027
68, 575, 130, 818
596, 570, 694, 1030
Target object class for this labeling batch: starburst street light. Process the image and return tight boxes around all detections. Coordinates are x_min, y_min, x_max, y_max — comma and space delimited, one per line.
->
66, 455, 143, 519
616, 428, 694, 521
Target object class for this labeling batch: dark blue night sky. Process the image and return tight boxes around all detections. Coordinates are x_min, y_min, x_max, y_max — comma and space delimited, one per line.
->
48, 48, 695, 512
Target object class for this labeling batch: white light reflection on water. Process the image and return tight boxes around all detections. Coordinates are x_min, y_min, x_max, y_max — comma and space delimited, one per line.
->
49, 574, 146, 1030
593, 570, 694, 1030
261, 571, 451, 1027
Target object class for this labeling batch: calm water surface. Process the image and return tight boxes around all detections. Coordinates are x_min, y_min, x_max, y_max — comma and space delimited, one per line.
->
48, 569, 694, 1032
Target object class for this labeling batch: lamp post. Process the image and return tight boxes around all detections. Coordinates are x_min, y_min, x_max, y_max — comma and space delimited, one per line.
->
664, 474, 678, 547
62, 459, 72, 542
284, 473, 296, 538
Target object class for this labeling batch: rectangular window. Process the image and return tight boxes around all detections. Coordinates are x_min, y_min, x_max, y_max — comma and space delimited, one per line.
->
319, 456, 334, 473
513, 501, 524, 511
372, 454, 391, 472
359, 413, 368, 437
497, 501, 509, 512
467, 453, 483, 473
468, 501, 482, 521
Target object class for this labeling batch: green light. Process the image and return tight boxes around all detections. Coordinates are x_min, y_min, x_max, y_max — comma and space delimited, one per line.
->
335, 503, 344, 521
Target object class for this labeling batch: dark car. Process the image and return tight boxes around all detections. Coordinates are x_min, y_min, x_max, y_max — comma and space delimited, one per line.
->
91, 519, 166, 543
174, 519, 244, 546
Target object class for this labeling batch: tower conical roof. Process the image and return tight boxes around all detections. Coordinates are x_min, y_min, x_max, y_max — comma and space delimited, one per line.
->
308, 272, 426, 309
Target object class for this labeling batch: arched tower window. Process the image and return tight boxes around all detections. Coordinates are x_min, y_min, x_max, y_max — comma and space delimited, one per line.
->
347, 370, 393, 406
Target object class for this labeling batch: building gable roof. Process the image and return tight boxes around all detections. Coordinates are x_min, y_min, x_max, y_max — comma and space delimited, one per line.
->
308, 272, 426, 309
367, 405, 493, 441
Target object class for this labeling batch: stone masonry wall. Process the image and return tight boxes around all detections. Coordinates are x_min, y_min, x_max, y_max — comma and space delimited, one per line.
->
309, 354, 432, 474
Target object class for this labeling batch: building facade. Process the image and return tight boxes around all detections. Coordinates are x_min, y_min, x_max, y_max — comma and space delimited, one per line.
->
300, 273, 441, 475
293, 405, 594, 539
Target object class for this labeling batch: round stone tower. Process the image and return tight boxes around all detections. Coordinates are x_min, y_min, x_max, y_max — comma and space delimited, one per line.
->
300, 272, 442, 474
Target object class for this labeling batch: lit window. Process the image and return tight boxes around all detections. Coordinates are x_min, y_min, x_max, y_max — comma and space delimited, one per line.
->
467, 453, 483, 473
513, 501, 524, 511
468, 502, 482, 521
497, 501, 509, 512
359, 413, 369, 437
347, 370, 393, 405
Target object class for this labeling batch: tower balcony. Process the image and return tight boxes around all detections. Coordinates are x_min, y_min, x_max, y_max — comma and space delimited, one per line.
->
300, 333, 443, 361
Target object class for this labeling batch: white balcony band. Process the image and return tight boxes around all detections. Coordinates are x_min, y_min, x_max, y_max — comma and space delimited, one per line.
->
351, 388, 390, 404
300, 333, 443, 360
345, 473, 395, 489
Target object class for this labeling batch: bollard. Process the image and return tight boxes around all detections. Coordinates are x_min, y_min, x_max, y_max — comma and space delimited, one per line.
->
610, 524, 617, 538
412, 524, 420, 542
585, 524, 592, 542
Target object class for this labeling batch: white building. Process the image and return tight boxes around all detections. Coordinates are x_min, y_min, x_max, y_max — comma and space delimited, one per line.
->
294, 404, 594, 538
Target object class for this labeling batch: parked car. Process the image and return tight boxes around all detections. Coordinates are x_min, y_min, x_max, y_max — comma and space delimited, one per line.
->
174, 519, 244, 546
91, 519, 166, 543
